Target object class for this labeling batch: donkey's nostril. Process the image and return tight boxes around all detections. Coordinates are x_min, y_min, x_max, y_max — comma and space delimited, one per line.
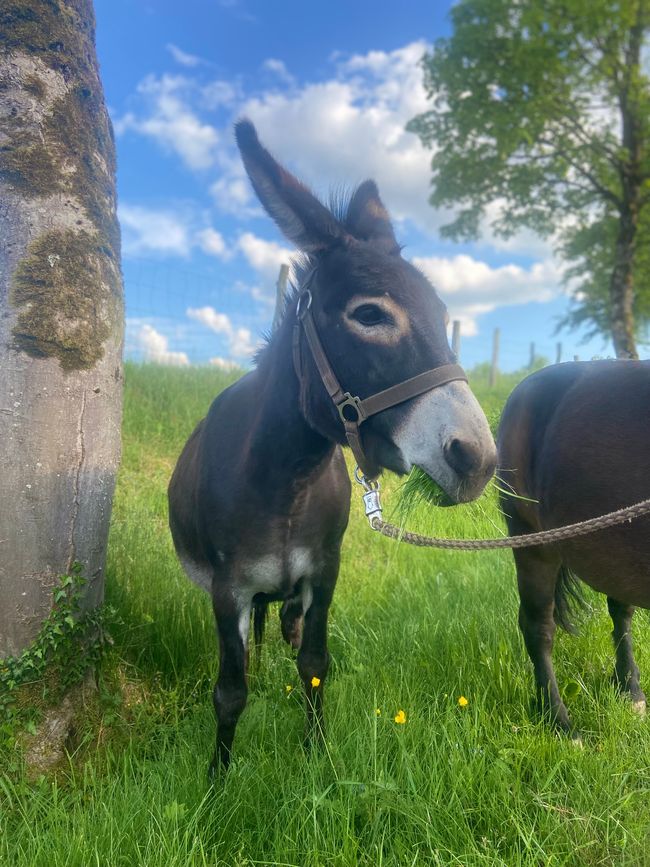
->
443, 437, 487, 478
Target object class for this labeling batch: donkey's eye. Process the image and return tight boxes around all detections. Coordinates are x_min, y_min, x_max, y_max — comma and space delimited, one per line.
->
351, 304, 392, 327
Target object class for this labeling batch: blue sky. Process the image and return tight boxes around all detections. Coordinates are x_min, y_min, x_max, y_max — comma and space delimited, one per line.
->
95, 0, 616, 370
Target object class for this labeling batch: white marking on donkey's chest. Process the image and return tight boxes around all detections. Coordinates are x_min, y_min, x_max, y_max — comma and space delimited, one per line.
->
245, 546, 314, 593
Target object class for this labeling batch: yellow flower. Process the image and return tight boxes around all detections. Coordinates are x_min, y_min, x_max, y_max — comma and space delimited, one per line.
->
394, 709, 407, 725
375, 708, 381, 716
458, 695, 469, 708
285, 684, 293, 694
310, 676, 321, 688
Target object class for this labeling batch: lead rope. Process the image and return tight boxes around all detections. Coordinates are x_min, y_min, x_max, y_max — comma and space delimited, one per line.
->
354, 470, 650, 550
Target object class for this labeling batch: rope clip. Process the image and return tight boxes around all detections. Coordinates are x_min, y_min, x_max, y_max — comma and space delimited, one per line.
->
354, 467, 383, 528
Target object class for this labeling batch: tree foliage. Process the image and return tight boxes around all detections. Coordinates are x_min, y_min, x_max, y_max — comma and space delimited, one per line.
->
408, 0, 650, 355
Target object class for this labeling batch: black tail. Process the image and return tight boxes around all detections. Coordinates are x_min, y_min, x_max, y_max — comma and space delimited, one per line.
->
554, 566, 589, 633
253, 599, 268, 652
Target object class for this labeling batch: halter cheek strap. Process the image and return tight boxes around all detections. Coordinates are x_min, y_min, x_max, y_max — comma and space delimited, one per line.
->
292, 272, 468, 481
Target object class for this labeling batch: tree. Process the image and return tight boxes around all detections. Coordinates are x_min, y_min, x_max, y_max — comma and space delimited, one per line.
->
0, 1, 123, 658
408, 0, 650, 358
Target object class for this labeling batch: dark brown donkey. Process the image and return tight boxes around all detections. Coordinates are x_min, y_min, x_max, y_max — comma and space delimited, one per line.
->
499, 360, 650, 737
168, 120, 496, 773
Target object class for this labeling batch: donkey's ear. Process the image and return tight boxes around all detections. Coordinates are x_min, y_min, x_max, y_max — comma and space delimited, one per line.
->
235, 119, 344, 252
345, 180, 398, 250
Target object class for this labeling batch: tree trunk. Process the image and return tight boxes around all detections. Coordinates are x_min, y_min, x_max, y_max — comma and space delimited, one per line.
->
608, 208, 638, 359
609, 3, 645, 361
0, 1, 123, 658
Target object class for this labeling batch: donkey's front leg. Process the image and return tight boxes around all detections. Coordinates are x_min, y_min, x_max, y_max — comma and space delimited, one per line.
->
297, 577, 335, 748
210, 587, 251, 776
514, 548, 576, 737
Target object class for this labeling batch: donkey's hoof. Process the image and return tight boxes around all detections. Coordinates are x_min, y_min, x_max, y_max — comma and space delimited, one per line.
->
208, 753, 227, 783
569, 733, 584, 749
631, 698, 647, 717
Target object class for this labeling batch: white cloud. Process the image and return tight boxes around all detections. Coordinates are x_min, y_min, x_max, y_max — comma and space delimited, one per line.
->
210, 172, 262, 217
187, 306, 233, 335
119, 204, 233, 259
115, 74, 219, 170
119, 204, 191, 257
237, 232, 294, 281
413, 254, 562, 335
167, 44, 203, 68
187, 306, 260, 358
210, 356, 240, 370
230, 326, 257, 357
201, 79, 240, 109
262, 58, 295, 85
197, 227, 228, 258
228, 42, 440, 233
137, 324, 190, 365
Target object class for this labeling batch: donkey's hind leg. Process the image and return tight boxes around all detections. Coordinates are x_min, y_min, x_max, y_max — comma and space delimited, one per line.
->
210, 588, 251, 776
515, 547, 575, 736
607, 597, 646, 715
280, 596, 303, 649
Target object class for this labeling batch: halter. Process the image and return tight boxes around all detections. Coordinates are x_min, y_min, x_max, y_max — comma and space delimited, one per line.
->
292, 267, 468, 482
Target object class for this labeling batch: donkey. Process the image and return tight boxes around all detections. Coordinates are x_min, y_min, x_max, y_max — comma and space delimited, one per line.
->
168, 119, 496, 773
498, 360, 650, 737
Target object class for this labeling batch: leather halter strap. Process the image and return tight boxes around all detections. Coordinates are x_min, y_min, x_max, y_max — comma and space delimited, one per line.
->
292, 269, 467, 480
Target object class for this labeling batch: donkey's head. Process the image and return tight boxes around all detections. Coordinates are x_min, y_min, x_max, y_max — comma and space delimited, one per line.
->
236, 120, 496, 503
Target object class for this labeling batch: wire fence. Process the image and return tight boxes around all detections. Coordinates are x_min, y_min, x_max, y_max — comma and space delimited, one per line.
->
122, 259, 639, 372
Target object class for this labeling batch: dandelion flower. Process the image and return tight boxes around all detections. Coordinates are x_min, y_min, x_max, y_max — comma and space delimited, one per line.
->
394, 709, 407, 725
285, 684, 293, 694
375, 708, 381, 716
310, 676, 321, 688
458, 695, 469, 708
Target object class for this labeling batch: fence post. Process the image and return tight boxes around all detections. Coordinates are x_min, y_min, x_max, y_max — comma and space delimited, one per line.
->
555, 342, 562, 364
573, 354, 580, 362
489, 327, 500, 387
273, 263, 290, 332
529, 342, 536, 368
451, 320, 461, 360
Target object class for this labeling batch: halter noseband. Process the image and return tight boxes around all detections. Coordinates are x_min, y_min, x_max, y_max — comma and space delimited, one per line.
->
292, 268, 468, 481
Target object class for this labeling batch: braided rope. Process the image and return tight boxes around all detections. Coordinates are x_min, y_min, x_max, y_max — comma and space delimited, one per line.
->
370, 497, 650, 550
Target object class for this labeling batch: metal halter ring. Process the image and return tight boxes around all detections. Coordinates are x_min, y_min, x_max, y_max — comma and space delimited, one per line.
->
336, 393, 366, 424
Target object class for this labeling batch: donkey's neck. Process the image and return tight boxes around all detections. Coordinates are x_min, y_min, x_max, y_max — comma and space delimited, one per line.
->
247, 314, 335, 487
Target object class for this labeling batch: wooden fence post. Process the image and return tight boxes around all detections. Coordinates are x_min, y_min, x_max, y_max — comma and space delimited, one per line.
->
555, 342, 562, 364
273, 263, 290, 331
529, 342, 536, 368
489, 328, 500, 387
451, 320, 461, 360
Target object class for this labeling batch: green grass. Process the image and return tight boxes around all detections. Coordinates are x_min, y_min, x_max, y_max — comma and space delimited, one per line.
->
3, 361, 650, 866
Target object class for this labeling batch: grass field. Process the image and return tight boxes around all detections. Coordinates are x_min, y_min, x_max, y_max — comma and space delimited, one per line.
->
3, 362, 650, 866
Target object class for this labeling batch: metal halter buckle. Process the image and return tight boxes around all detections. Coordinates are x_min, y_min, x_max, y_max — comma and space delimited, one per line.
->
336, 393, 365, 424
354, 467, 383, 526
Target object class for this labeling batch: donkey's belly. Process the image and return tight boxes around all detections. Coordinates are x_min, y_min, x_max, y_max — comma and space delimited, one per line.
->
241, 546, 316, 597
560, 530, 650, 609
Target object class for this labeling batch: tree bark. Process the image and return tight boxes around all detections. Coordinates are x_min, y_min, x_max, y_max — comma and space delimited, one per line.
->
608, 207, 638, 359
609, 1, 645, 360
0, 1, 123, 657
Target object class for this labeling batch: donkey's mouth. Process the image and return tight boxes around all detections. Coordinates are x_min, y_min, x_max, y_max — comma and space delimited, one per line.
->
409, 467, 456, 507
